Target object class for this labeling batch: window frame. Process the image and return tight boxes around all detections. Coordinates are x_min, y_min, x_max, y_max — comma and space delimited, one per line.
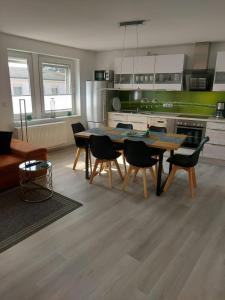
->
38, 55, 76, 118
8, 51, 36, 120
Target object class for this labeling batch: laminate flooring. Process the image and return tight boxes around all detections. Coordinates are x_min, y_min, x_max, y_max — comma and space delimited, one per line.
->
0, 146, 225, 300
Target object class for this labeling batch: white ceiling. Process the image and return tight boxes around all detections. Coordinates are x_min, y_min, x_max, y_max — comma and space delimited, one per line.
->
0, 0, 225, 51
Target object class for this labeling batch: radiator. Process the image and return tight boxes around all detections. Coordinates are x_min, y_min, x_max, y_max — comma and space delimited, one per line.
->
14, 122, 67, 149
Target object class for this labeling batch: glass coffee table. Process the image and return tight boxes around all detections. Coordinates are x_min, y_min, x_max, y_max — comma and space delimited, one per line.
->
19, 160, 53, 202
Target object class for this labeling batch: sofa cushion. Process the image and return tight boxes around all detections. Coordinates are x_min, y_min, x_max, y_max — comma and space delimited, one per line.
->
10, 139, 47, 160
0, 131, 13, 154
0, 154, 24, 173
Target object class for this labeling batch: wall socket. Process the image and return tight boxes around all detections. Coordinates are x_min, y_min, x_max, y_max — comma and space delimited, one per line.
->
163, 103, 173, 108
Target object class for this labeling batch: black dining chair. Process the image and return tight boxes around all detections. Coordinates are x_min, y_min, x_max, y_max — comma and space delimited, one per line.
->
113, 123, 134, 173
89, 135, 123, 189
122, 139, 158, 199
164, 136, 209, 198
71, 123, 92, 171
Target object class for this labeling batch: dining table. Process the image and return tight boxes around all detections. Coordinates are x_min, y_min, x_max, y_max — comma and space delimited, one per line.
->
74, 127, 187, 196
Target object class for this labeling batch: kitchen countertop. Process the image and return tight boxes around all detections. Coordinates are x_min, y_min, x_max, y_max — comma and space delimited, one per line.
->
109, 111, 225, 123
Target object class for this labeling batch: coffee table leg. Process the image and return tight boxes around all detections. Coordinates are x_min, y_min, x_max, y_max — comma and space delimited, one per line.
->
156, 150, 164, 196
85, 146, 90, 180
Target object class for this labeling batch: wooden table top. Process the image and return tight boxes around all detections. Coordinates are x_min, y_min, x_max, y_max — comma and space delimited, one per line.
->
75, 127, 187, 151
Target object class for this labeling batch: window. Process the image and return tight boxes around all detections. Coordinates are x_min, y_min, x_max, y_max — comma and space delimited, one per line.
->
8, 51, 77, 120
8, 57, 33, 115
13, 86, 23, 97
40, 62, 73, 113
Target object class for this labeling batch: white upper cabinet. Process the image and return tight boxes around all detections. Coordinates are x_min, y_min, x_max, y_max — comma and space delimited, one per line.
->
114, 57, 134, 74
114, 54, 185, 90
213, 51, 225, 91
154, 54, 185, 73
133, 56, 155, 73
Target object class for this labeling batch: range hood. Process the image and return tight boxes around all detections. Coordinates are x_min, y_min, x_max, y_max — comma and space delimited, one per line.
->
184, 42, 214, 91
191, 42, 210, 70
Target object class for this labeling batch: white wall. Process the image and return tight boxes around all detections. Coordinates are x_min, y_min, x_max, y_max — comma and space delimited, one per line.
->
95, 42, 225, 71
0, 32, 96, 134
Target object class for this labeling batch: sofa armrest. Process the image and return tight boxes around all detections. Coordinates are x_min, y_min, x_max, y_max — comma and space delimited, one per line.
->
11, 138, 47, 160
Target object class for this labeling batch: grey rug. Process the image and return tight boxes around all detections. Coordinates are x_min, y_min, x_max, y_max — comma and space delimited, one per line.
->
0, 186, 82, 253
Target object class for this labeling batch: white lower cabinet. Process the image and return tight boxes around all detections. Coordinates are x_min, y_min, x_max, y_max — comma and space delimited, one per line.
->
108, 112, 168, 131
203, 121, 225, 160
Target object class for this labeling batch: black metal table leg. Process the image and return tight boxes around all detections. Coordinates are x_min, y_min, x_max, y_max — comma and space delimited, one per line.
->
156, 150, 164, 196
169, 150, 174, 173
85, 145, 90, 179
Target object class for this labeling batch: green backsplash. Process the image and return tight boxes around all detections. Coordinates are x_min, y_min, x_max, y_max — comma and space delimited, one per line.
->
118, 91, 225, 116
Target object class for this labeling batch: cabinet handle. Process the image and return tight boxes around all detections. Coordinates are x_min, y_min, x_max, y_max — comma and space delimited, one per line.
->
207, 128, 225, 132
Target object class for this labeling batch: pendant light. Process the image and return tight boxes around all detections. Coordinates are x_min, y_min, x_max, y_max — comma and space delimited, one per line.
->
118, 20, 146, 91
102, 19, 147, 91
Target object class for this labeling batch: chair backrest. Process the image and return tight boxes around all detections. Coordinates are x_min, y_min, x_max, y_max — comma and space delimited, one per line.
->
90, 135, 117, 160
116, 123, 133, 130
190, 136, 209, 166
149, 125, 167, 133
124, 139, 155, 167
71, 122, 86, 148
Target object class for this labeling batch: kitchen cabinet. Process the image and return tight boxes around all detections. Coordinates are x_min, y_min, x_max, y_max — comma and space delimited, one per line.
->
108, 112, 168, 132
133, 56, 155, 90
213, 51, 225, 91
154, 54, 185, 91
114, 57, 134, 89
203, 121, 225, 160
114, 54, 185, 90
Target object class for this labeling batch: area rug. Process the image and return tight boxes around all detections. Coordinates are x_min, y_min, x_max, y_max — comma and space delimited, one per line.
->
0, 186, 82, 253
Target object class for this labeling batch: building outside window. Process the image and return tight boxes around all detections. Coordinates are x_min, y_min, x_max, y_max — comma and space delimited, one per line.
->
8, 57, 33, 114
40, 62, 73, 113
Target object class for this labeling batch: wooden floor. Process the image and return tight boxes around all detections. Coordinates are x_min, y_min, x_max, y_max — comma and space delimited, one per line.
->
0, 146, 225, 300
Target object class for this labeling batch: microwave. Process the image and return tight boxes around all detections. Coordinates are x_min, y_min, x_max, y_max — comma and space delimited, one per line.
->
94, 70, 114, 81
183, 69, 214, 91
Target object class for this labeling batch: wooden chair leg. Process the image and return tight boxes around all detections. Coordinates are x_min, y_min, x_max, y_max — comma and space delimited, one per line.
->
88, 148, 92, 175
89, 159, 99, 184
163, 165, 177, 192
149, 167, 156, 187
142, 168, 148, 199
122, 165, 133, 191
192, 167, 197, 188
108, 161, 112, 189
114, 159, 124, 181
188, 168, 195, 198
133, 167, 139, 181
73, 148, 82, 170
122, 152, 127, 174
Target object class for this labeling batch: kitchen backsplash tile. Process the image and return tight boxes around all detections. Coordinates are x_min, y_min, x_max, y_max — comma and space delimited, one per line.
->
117, 91, 225, 116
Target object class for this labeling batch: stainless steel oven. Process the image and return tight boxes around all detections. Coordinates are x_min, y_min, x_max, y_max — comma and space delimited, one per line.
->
175, 119, 206, 149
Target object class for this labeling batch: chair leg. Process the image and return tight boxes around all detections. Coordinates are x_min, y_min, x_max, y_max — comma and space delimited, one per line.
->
108, 161, 112, 189
133, 167, 139, 181
114, 159, 124, 181
149, 167, 156, 187
192, 167, 197, 188
89, 159, 99, 184
188, 168, 195, 198
163, 165, 177, 192
122, 165, 133, 191
73, 148, 82, 170
122, 152, 127, 174
88, 149, 92, 175
142, 168, 148, 199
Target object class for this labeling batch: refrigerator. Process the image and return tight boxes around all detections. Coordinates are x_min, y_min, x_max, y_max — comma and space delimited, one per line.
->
86, 80, 109, 128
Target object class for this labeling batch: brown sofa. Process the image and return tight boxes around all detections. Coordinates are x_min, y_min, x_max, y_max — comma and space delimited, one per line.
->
0, 139, 47, 190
